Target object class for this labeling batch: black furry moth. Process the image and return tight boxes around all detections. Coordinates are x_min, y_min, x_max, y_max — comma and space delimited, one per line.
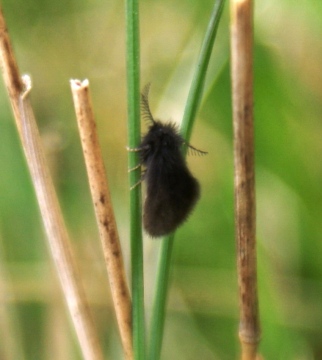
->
128, 84, 206, 238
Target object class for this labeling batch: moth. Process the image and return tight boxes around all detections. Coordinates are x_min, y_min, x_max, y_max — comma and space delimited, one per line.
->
129, 84, 206, 237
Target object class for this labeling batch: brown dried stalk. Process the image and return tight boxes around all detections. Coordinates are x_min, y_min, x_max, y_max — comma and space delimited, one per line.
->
70, 79, 133, 360
0, 7, 23, 135
0, 8, 104, 360
230, 0, 261, 359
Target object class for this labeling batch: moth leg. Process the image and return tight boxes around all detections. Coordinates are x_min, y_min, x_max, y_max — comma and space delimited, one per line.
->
129, 170, 146, 190
127, 146, 144, 173
128, 163, 142, 172
186, 143, 208, 156
126, 144, 149, 152
126, 146, 141, 152
130, 179, 143, 190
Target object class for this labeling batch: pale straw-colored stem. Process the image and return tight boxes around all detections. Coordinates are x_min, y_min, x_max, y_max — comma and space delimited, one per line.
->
70, 79, 133, 360
0, 8, 104, 360
230, 0, 261, 359
20, 76, 105, 360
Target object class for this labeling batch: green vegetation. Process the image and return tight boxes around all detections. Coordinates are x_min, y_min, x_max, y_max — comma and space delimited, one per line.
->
1, 0, 322, 359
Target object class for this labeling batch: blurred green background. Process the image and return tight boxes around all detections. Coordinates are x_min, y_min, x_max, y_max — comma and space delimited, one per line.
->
1, 0, 322, 359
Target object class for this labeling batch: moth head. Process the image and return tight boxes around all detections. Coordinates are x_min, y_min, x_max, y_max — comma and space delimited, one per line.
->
140, 84, 184, 160
139, 122, 184, 168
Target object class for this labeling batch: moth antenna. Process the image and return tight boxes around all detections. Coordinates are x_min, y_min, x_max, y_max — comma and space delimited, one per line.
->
141, 83, 156, 125
186, 143, 208, 156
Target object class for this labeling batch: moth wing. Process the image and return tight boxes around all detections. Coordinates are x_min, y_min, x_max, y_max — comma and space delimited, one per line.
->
143, 164, 200, 237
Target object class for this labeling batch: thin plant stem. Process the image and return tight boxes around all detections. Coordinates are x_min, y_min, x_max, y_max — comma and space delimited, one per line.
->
21, 77, 105, 360
147, 235, 174, 360
70, 79, 133, 360
230, 0, 261, 359
0, 9, 104, 359
181, 0, 226, 144
125, 0, 145, 358
0, 7, 23, 135
148, 1, 225, 359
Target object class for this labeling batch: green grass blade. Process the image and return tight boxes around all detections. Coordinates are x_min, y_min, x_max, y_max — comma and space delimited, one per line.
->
147, 234, 174, 360
148, 1, 225, 359
125, 0, 145, 358
181, 0, 225, 142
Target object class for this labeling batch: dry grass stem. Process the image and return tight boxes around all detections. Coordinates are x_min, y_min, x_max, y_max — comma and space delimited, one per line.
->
70, 79, 133, 360
0, 8, 104, 360
0, 7, 23, 135
230, 0, 261, 359
19, 77, 105, 360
